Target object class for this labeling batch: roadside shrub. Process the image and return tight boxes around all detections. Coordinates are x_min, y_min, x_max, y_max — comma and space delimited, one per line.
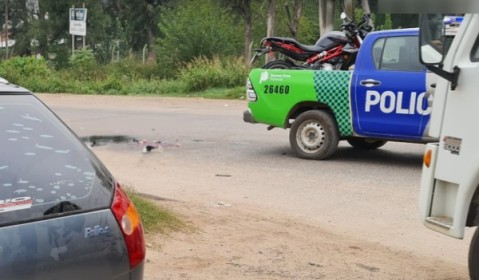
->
47, 44, 72, 70
20, 76, 62, 93
96, 76, 125, 94
177, 56, 248, 92
0, 56, 52, 83
0, 53, 245, 97
69, 49, 97, 80
105, 58, 162, 81
126, 79, 186, 95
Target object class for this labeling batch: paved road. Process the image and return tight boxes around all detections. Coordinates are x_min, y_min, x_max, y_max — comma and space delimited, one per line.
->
38, 93, 471, 272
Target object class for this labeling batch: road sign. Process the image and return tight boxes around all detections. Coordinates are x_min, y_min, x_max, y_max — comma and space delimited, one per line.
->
69, 8, 87, 36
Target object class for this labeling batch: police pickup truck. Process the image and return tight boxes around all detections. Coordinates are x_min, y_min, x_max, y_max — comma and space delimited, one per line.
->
244, 28, 436, 160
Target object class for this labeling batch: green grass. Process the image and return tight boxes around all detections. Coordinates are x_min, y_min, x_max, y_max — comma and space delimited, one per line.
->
126, 191, 185, 234
0, 55, 249, 99
196, 86, 246, 99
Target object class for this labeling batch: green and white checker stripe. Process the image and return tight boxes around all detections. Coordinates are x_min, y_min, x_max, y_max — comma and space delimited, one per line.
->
313, 71, 353, 136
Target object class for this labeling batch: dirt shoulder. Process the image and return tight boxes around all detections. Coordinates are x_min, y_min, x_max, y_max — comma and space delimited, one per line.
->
144, 199, 467, 280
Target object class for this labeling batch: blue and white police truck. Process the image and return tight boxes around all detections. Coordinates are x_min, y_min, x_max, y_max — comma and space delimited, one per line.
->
244, 28, 437, 160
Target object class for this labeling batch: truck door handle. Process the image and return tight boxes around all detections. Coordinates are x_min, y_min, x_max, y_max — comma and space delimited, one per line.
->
360, 79, 381, 87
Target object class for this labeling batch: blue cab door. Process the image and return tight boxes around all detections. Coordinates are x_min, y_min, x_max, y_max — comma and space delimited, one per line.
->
351, 29, 431, 140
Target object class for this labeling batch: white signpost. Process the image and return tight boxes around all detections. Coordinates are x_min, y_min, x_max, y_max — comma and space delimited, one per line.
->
69, 8, 87, 36
69, 7, 87, 53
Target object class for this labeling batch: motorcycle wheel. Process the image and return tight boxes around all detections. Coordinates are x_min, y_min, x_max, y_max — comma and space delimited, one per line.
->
262, 60, 295, 69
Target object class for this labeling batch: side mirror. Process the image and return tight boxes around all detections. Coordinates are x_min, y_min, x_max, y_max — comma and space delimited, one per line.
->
419, 14, 463, 65
419, 14, 463, 90
419, 14, 446, 65
340, 12, 347, 20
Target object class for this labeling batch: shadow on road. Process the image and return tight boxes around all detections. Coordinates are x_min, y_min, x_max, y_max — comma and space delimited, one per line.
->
259, 143, 424, 169
333, 146, 424, 168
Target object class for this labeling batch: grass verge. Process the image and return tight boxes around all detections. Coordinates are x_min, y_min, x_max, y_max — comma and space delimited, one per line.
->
126, 191, 185, 234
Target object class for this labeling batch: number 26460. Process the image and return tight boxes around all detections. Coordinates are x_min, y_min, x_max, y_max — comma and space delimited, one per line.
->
264, 85, 290, 94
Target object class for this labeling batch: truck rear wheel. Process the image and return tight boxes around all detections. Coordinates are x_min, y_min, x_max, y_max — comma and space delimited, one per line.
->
469, 227, 479, 279
262, 60, 295, 69
289, 110, 339, 160
347, 138, 387, 149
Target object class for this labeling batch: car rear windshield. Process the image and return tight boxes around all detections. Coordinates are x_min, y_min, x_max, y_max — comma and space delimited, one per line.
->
0, 94, 113, 227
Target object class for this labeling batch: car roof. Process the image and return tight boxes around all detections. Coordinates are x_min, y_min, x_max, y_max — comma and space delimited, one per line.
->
0, 79, 30, 94
370, 28, 419, 37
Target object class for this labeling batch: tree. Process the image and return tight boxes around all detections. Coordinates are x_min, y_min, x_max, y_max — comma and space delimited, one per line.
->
319, 0, 334, 36
361, 0, 371, 14
343, 0, 354, 20
112, 0, 165, 59
285, 0, 302, 39
222, 0, 253, 65
32, 0, 115, 66
267, 0, 275, 38
0, 0, 47, 57
156, 0, 242, 76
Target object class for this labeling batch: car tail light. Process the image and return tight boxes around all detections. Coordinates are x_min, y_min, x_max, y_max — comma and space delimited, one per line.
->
111, 183, 146, 268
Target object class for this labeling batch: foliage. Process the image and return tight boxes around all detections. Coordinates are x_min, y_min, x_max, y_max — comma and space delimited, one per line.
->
156, 0, 243, 77
0, 55, 245, 98
104, 57, 163, 80
126, 190, 185, 234
376, 14, 393, 30
69, 48, 96, 80
0, 56, 51, 82
112, 0, 166, 51
177, 56, 248, 92
250, 0, 319, 46
296, 15, 321, 45
53, 46, 74, 69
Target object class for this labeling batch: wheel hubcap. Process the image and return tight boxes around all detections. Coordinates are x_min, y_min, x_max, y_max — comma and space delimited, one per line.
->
297, 121, 325, 152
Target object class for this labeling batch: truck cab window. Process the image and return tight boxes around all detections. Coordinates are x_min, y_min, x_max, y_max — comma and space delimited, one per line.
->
378, 36, 423, 71
372, 38, 385, 69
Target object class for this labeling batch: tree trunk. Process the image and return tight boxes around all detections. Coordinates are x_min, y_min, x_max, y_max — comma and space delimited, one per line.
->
343, 0, 354, 21
361, 0, 371, 14
146, 26, 157, 61
286, 0, 302, 39
243, 0, 253, 65
319, 0, 335, 36
265, 0, 276, 63
267, 0, 275, 38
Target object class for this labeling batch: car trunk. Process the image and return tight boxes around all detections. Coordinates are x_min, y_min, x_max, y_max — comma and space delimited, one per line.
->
0, 210, 131, 280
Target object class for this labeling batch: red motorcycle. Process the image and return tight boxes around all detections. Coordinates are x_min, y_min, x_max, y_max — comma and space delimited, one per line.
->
251, 13, 372, 70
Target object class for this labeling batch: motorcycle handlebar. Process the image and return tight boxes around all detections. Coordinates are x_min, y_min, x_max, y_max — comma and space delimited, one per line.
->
341, 14, 373, 39
357, 14, 371, 29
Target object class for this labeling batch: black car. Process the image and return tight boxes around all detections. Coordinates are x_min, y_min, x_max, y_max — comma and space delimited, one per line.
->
0, 81, 145, 279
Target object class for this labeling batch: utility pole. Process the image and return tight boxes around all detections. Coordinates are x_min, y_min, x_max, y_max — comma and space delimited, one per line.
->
5, 0, 9, 59
82, 2, 85, 49
71, 5, 75, 54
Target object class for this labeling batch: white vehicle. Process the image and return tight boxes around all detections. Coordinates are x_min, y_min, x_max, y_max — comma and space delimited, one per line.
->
419, 14, 479, 278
